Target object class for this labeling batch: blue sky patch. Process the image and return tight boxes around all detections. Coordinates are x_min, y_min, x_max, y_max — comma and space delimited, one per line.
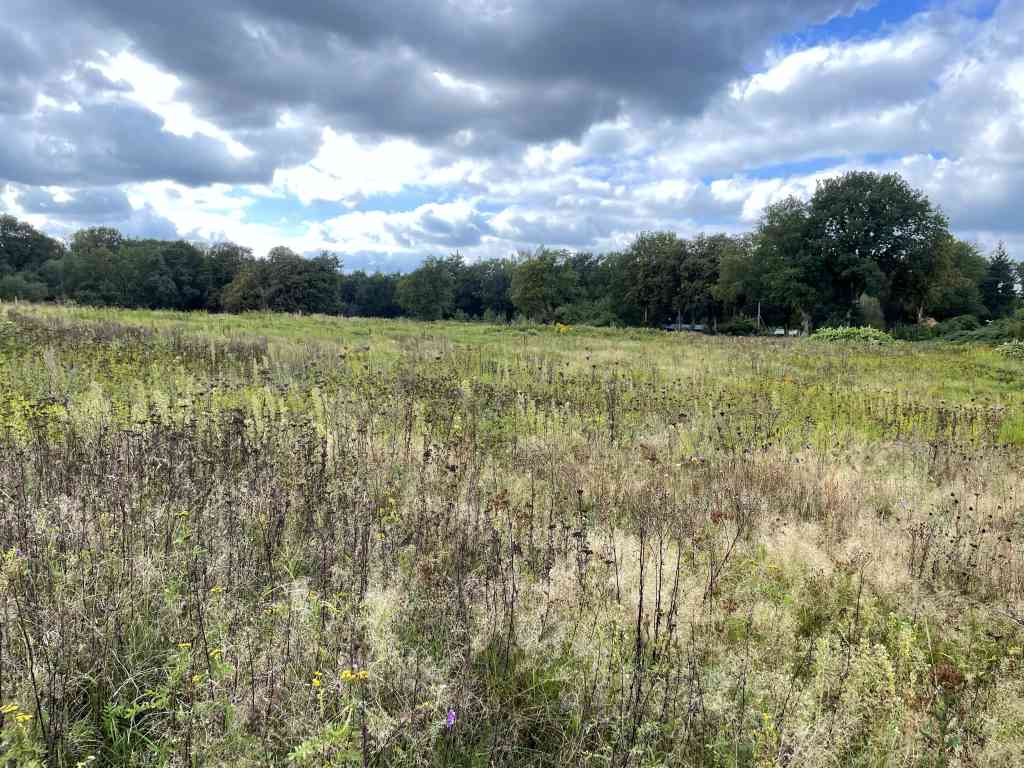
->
778, 0, 935, 50
243, 196, 348, 226
356, 188, 447, 213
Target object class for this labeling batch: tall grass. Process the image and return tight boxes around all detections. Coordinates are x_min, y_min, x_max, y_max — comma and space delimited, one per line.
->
1, 303, 1022, 767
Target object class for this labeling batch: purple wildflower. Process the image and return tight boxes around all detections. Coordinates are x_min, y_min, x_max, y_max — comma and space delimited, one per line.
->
446, 708, 457, 730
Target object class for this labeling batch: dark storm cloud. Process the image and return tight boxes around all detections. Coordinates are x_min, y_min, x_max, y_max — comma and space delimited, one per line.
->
0, 1, 111, 116
0, 102, 290, 187
111, 0, 867, 145
0, 0, 868, 187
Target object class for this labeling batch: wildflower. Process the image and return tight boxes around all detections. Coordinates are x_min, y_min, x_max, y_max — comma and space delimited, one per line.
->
340, 668, 368, 683
446, 708, 457, 730
15, 713, 32, 722
177, 642, 191, 650
1, 703, 19, 714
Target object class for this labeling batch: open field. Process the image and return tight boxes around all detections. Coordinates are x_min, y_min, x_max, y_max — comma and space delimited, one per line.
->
1, 303, 1023, 767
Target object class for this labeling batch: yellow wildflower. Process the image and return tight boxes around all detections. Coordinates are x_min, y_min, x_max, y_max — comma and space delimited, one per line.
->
1, 703, 19, 714
15, 713, 32, 722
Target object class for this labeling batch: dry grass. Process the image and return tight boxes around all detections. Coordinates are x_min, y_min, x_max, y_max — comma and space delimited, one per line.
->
0, 303, 1022, 767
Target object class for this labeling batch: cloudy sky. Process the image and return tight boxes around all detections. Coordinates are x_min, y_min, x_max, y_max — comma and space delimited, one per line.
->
1, 0, 1021, 270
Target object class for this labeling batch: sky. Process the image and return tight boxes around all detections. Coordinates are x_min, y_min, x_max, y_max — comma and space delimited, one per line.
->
1, 0, 1022, 272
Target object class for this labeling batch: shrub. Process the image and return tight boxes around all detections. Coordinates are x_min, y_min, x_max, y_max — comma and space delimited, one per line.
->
481, 308, 510, 324
943, 314, 1024, 344
809, 325, 896, 345
892, 323, 936, 341
717, 316, 759, 336
894, 313, 1024, 344
996, 340, 1024, 360
0, 273, 49, 302
935, 314, 981, 335
857, 293, 886, 330
555, 300, 618, 327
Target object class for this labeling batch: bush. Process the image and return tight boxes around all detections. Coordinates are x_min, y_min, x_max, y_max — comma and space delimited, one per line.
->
481, 308, 510, 324
809, 326, 896, 345
942, 313, 1024, 344
892, 323, 936, 341
857, 294, 886, 330
555, 300, 618, 327
935, 315, 981, 335
717, 316, 759, 336
894, 313, 1023, 345
0, 273, 49, 302
996, 340, 1024, 360
893, 316, 983, 342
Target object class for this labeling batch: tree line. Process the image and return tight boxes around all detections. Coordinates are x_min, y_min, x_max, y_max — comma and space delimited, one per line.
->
1, 171, 1020, 332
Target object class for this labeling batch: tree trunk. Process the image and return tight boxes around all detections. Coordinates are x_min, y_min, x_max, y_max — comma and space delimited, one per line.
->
799, 308, 812, 337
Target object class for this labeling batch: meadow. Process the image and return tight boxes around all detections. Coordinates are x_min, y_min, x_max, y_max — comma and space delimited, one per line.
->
1, 302, 1022, 767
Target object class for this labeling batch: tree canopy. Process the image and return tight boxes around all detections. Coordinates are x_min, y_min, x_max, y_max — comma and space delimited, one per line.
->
0, 171, 1018, 331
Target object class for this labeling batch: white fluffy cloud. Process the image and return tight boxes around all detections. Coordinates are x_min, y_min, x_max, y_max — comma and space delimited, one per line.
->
271, 129, 482, 206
